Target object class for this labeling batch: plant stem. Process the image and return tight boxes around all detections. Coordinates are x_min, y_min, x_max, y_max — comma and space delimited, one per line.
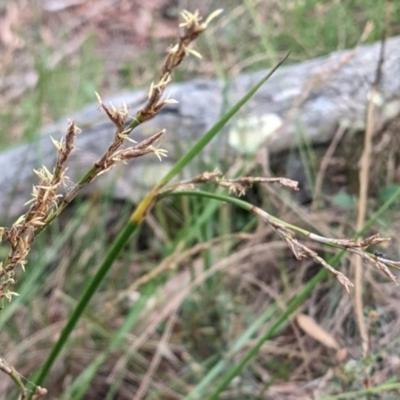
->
30, 58, 287, 392
33, 220, 138, 387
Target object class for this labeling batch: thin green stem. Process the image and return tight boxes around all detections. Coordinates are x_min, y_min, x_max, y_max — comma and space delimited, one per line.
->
31, 59, 286, 392
207, 268, 327, 400
165, 190, 343, 249
33, 220, 138, 388
320, 381, 400, 399
158, 54, 289, 188
166, 188, 400, 399
205, 202, 400, 397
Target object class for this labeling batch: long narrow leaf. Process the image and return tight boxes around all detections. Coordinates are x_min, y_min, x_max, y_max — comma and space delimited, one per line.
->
165, 187, 400, 399
203, 186, 400, 398
31, 57, 287, 391
158, 54, 289, 188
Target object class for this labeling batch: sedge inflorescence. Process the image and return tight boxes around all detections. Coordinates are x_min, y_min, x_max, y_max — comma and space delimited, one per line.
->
0, 9, 223, 303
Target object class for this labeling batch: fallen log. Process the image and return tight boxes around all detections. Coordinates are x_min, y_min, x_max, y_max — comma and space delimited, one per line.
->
1, 35, 400, 221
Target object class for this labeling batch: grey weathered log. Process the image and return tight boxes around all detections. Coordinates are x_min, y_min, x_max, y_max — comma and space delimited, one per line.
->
1, 36, 400, 221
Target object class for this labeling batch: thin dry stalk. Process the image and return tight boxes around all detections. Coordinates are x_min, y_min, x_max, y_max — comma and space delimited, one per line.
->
133, 312, 177, 400
312, 121, 346, 210
354, 31, 386, 357
108, 245, 266, 385
0, 356, 47, 400
111, 232, 251, 308
164, 172, 400, 291
252, 203, 398, 292
161, 170, 299, 196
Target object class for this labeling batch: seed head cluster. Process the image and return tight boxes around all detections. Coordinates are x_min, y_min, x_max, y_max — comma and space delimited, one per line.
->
0, 9, 222, 303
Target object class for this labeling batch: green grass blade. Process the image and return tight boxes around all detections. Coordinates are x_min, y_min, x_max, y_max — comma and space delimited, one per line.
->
31, 57, 287, 392
158, 54, 289, 187
62, 286, 151, 399
184, 303, 278, 400
32, 220, 137, 388
166, 187, 400, 398
320, 380, 400, 399
206, 268, 326, 400
205, 186, 400, 398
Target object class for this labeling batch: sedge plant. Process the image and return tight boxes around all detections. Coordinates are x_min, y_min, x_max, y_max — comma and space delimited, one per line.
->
0, 8, 399, 399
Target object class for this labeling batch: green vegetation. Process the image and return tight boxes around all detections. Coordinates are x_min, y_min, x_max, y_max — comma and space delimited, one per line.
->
1, 1, 400, 399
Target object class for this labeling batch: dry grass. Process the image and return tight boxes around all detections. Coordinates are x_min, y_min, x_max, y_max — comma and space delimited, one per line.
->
1, 1, 400, 399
